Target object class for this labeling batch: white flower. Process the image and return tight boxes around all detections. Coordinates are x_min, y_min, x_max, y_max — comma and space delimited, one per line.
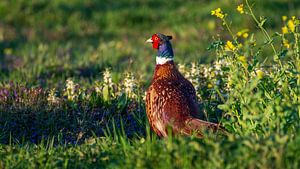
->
64, 78, 79, 101
123, 72, 138, 99
188, 62, 201, 98
213, 59, 230, 76
178, 64, 187, 77
214, 60, 222, 71
95, 85, 102, 94
190, 62, 199, 77
103, 68, 113, 88
226, 74, 232, 90
203, 66, 212, 78
47, 88, 60, 105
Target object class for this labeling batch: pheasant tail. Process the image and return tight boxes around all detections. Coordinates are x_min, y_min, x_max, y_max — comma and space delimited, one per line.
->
181, 118, 227, 137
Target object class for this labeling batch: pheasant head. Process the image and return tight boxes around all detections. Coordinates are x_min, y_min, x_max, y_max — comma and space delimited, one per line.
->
146, 33, 174, 65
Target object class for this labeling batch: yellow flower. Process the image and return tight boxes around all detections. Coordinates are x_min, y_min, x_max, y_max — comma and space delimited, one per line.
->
216, 13, 224, 19
210, 71, 215, 78
283, 39, 290, 49
225, 41, 236, 51
282, 26, 289, 34
237, 29, 249, 38
207, 83, 213, 89
238, 56, 247, 63
238, 55, 248, 68
256, 70, 265, 79
251, 42, 257, 47
251, 69, 265, 79
237, 4, 244, 14
282, 16, 288, 21
287, 19, 295, 32
211, 8, 225, 19
237, 32, 242, 37
243, 33, 249, 38
227, 76, 232, 88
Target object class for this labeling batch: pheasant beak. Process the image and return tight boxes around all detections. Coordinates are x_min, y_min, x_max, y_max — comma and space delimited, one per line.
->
145, 38, 153, 43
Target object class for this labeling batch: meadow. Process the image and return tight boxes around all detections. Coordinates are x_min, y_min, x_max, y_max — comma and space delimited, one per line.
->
0, 0, 300, 168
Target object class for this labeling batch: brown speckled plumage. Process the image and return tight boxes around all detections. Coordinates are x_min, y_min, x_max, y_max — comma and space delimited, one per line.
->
146, 33, 225, 138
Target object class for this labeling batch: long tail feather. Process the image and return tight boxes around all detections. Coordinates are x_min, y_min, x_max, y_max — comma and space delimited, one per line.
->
181, 118, 227, 138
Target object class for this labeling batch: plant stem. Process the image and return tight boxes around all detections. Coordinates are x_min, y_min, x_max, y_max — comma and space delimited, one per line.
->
245, 0, 283, 68
294, 27, 300, 60
223, 18, 237, 44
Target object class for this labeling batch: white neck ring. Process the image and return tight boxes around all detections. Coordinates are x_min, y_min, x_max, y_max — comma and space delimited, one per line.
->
156, 56, 173, 65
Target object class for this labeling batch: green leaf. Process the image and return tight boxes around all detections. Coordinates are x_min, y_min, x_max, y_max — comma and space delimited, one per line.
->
207, 41, 224, 50
218, 104, 229, 111
259, 16, 267, 27
117, 94, 127, 111
102, 85, 110, 102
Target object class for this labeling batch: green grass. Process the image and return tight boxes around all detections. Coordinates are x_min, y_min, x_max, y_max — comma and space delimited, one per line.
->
1, 133, 300, 169
1, 0, 299, 87
0, 0, 300, 168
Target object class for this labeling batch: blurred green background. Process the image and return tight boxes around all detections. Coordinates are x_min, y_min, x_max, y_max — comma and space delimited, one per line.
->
0, 0, 299, 87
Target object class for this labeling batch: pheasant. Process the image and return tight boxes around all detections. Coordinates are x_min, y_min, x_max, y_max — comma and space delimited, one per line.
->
145, 33, 225, 138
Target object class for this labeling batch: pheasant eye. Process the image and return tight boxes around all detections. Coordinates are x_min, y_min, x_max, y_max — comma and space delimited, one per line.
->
154, 37, 159, 41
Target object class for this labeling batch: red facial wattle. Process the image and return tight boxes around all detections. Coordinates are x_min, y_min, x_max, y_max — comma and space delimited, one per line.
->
152, 34, 160, 49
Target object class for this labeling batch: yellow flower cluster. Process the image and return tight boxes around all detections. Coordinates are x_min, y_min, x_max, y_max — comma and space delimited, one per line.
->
282, 16, 287, 21
281, 26, 288, 34
283, 39, 290, 49
238, 56, 247, 63
237, 29, 249, 38
211, 8, 225, 19
282, 16, 297, 34
237, 4, 244, 14
252, 69, 265, 79
287, 19, 295, 32
225, 41, 236, 51
256, 70, 265, 79
238, 55, 248, 68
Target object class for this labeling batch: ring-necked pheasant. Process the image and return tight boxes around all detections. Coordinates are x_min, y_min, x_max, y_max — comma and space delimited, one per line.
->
145, 33, 225, 138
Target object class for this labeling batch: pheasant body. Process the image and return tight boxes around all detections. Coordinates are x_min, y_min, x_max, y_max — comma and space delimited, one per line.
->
145, 33, 224, 138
